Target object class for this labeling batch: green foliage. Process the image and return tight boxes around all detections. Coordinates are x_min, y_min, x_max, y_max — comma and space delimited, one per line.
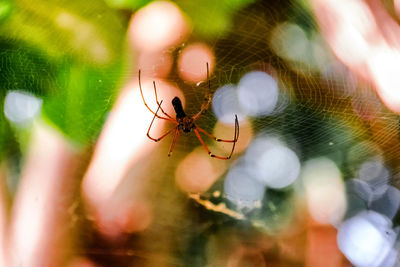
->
0, 41, 55, 96
0, 101, 15, 159
0, 41, 54, 161
43, 61, 123, 145
0, 0, 129, 148
176, 0, 255, 38
104, 0, 152, 10
0, 0, 13, 22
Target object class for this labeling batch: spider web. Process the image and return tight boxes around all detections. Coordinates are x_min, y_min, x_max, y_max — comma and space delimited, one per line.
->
120, 1, 400, 266
167, 0, 398, 176
2, 0, 400, 266
85, 1, 400, 266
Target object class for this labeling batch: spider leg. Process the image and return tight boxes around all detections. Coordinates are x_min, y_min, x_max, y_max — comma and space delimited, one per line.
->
194, 126, 237, 160
138, 70, 175, 122
147, 100, 176, 142
234, 114, 239, 140
147, 127, 176, 142
193, 62, 212, 120
196, 125, 238, 143
167, 128, 180, 157
194, 129, 230, 160
153, 81, 174, 120
194, 115, 239, 160
197, 114, 239, 141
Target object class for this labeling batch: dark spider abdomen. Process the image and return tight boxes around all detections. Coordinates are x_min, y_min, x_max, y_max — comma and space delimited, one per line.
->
172, 97, 186, 119
173, 96, 195, 132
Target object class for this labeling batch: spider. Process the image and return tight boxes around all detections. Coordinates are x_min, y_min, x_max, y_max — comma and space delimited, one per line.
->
138, 63, 239, 159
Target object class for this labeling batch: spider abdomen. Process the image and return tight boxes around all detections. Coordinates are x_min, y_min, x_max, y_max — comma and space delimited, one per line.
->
172, 97, 186, 119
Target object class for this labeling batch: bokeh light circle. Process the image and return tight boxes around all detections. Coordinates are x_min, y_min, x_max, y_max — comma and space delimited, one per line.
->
176, 148, 226, 193
224, 166, 265, 208
253, 144, 300, 189
301, 157, 346, 225
237, 71, 279, 117
212, 84, 245, 124
129, 1, 188, 52
4, 90, 42, 125
358, 159, 389, 201
337, 210, 396, 267
178, 42, 215, 83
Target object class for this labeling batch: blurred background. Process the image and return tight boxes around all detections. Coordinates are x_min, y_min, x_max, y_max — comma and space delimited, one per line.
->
1, 0, 400, 266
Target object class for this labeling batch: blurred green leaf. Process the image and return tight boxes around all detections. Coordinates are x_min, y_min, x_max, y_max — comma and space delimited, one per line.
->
0, 100, 16, 159
43, 62, 123, 145
0, 40, 54, 162
177, 0, 255, 38
0, 0, 13, 22
0, 0, 129, 147
0, 41, 55, 96
104, 0, 152, 10
0, 0, 128, 64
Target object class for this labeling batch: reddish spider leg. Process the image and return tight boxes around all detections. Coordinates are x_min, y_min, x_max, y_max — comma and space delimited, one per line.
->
193, 62, 212, 120
152, 81, 174, 120
138, 70, 175, 122
196, 127, 237, 142
194, 115, 239, 160
146, 100, 180, 157
146, 100, 176, 142
168, 128, 179, 157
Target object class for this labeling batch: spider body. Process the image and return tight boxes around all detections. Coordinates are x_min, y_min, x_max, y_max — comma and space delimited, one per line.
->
138, 63, 239, 159
172, 97, 196, 133
178, 116, 195, 133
